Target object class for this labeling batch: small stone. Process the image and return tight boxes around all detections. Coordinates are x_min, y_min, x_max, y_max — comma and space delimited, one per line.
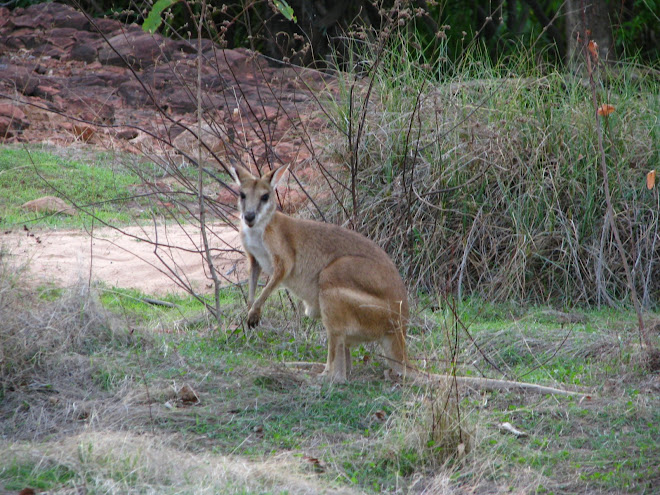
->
22, 196, 77, 216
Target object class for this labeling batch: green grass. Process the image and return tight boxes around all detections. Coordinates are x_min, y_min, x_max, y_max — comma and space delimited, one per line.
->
0, 147, 147, 228
1, 282, 659, 493
485, 394, 660, 493
1, 462, 77, 492
98, 285, 220, 323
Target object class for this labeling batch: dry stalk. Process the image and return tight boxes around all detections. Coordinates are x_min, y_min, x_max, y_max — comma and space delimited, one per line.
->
583, 28, 650, 350
193, 1, 223, 323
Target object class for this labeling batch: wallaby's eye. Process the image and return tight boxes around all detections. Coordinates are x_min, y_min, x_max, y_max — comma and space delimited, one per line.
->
239, 191, 246, 200
260, 193, 269, 202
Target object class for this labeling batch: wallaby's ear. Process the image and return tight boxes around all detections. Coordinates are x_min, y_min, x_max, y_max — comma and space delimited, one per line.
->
266, 164, 290, 190
229, 164, 252, 186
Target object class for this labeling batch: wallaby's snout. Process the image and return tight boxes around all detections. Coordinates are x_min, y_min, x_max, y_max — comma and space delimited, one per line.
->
243, 211, 256, 226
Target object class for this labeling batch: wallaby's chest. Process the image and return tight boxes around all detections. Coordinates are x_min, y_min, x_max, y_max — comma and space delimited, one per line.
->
242, 225, 274, 275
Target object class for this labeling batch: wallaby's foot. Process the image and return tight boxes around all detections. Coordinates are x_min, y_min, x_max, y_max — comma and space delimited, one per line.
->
320, 363, 347, 383
247, 307, 261, 328
320, 370, 346, 384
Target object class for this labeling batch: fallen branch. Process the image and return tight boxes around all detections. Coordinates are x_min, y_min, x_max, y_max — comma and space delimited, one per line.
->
283, 361, 588, 397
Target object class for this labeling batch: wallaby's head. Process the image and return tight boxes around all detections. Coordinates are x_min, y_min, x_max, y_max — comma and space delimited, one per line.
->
230, 164, 289, 229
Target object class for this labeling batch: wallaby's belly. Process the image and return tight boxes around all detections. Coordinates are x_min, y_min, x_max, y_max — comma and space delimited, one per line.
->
282, 272, 321, 318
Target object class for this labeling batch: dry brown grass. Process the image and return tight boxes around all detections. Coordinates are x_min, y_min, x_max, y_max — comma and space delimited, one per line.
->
0, 255, 134, 440
3, 431, 360, 494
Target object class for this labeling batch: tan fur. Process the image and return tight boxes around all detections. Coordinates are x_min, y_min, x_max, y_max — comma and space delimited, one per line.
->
230, 164, 410, 383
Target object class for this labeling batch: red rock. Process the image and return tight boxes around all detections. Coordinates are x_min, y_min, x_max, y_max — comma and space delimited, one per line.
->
12, 15, 45, 29
276, 116, 290, 130
2, 64, 39, 96
0, 117, 15, 138
33, 85, 61, 100
46, 27, 78, 45
70, 42, 97, 62
6, 28, 44, 49
0, 8, 9, 29
92, 17, 123, 35
255, 105, 279, 121
0, 103, 27, 123
99, 32, 178, 69
115, 128, 139, 140
216, 187, 237, 205
118, 81, 154, 107
63, 95, 115, 123
51, 8, 90, 31
33, 44, 67, 59
95, 69, 130, 87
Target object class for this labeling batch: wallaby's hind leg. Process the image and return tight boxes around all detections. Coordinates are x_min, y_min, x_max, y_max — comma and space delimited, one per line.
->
320, 290, 407, 381
321, 332, 351, 383
318, 256, 409, 382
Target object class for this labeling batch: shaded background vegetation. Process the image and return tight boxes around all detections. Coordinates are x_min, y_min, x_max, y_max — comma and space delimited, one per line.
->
7, 0, 659, 66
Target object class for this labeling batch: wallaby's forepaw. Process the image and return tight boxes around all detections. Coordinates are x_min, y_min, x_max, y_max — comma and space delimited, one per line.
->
247, 307, 261, 328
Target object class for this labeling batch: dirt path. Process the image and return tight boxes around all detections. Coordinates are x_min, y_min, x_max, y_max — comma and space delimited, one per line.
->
3, 222, 246, 295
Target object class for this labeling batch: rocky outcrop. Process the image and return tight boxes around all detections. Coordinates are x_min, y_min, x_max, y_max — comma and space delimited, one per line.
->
0, 2, 329, 196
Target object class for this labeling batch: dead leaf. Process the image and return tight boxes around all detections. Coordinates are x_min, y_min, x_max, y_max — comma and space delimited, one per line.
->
303, 455, 325, 473
588, 40, 599, 61
72, 124, 95, 142
177, 384, 199, 404
647, 170, 656, 190
597, 104, 615, 117
373, 410, 387, 422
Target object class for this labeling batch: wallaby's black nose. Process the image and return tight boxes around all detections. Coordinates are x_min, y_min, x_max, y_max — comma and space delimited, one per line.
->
244, 212, 255, 223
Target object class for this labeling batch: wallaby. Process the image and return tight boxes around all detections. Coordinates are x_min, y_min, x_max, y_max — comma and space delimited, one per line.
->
230, 164, 586, 397
230, 163, 410, 383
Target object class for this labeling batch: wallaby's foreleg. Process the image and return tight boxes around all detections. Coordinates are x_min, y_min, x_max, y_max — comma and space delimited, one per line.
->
247, 254, 261, 309
247, 257, 287, 328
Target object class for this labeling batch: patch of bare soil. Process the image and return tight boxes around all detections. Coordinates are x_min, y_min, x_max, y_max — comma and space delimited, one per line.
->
2, 222, 246, 294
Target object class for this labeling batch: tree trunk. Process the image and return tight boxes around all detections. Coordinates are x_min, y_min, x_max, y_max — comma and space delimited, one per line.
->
565, 0, 615, 67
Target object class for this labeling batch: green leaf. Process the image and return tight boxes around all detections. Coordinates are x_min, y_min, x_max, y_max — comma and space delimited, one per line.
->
274, 0, 297, 23
143, 0, 181, 34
